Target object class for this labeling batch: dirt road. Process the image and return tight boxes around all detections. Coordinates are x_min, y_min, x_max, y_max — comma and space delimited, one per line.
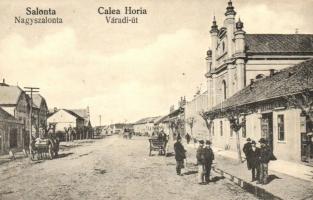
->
0, 136, 257, 200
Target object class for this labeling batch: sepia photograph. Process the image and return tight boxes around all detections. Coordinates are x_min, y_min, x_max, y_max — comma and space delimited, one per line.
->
0, 0, 313, 199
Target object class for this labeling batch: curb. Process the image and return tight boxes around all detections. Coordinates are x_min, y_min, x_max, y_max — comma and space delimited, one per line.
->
212, 167, 283, 200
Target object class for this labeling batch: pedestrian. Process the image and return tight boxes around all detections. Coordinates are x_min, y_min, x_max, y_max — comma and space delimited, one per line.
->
196, 140, 205, 184
243, 138, 252, 170
249, 140, 260, 182
258, 138, 272, 185
185, 133, 191, 144
203, 140, 214, 183
174, 137, 186, 176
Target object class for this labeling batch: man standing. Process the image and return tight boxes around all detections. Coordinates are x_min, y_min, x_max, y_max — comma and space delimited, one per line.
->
249, 140, 260, 182
203, 140, 214, 183
185, 133, 191, 144
196, 140, 205, 184
243, 138, 252, 170
174, 137, 186, 176
258, 138, 271, 184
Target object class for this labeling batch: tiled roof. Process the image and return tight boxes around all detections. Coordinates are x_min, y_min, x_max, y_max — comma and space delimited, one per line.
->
211, 58, 313, 112
0, 85, 23, 105
246, 34, 313, 54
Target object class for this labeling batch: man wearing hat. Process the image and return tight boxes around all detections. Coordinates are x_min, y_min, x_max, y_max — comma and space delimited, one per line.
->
243, 138, 252, 170
249, 140, 260, 182
258, 138, 271, 184
196, 140, 205, 184
174, 137, 186, 176
203, 140, 214, 183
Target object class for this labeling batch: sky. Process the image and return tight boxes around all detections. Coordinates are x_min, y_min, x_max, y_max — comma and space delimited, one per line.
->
0, 0, 313, 125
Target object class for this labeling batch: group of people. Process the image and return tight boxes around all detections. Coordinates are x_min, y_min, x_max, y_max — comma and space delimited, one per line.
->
243, 137, 276, 185
173, 137, 214, 185
173, 134, 276, 186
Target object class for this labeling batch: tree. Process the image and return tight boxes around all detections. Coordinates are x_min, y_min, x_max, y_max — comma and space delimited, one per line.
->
186, 117, 195, 138
226, 108, 246, 163
284, 89, 313, 126
199, 110, 216, 140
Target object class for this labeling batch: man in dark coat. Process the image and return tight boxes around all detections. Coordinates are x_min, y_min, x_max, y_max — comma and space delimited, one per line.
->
196, 140, 205, 184
174, 137, 186, 175
243, 138, 252, 169
248, 140, 260, 182
203, 140, 214, 183
185, 133, 191, 144
258, 138, 272, 184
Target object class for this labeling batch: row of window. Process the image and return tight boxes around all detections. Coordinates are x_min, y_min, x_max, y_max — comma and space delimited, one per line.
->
211, 115, 285, 141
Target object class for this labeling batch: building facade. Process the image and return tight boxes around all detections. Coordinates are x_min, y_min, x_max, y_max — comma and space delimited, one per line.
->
184, 91, 208, 140
0, 107, 24, 154
0, 81, 31, 149
205, 1, 313, 164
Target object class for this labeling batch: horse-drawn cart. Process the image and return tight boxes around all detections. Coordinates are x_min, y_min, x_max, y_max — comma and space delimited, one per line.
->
30, 137, 60, 160
148, 138, 166, 156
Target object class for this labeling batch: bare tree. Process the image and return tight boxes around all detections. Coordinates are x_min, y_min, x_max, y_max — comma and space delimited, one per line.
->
186, 117, 195, 138
284, 89, 313, 125
226, 108, 246, 163
199, 110, 216, 140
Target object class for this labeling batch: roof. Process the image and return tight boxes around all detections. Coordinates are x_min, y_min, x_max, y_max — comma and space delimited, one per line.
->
211, 59, 313, 112
0, 107, 16, 121
31, 94, 43, 109
0, 85, 23, 105
62, 109, 85, 120
154, 115, 169, 125
134, 116, 160, 125
245, 34, 313, 54
68, 109, 89, 120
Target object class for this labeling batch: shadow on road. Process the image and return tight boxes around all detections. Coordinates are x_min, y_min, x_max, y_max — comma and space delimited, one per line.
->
56, 153, 74, 159
267, 174, 281, 184
210, 175, 225, 183
183, 170, 198, 175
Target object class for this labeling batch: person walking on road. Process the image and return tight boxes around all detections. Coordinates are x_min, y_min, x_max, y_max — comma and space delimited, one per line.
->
196, 140, 205, 184
258, 138, 272, 185
185, 133, 191, 144
249, 140, 260, 182
243, 138, 252, 170
203, 140, 214, 183
174, 137, 186, 176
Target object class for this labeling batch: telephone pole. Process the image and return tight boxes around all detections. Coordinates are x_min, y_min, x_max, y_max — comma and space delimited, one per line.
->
24, 87, 40, 153
99, 115, 102, 127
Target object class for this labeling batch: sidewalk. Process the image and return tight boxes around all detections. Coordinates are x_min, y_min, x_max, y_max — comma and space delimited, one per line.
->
184, 143, 313, 200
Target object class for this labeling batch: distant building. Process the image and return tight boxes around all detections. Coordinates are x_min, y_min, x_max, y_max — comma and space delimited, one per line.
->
133, 116, 160, 136
184, 91, 208, 140
47, 107, 92, 140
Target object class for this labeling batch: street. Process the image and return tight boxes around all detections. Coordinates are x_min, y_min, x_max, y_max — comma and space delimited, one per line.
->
0, 136, 257, 200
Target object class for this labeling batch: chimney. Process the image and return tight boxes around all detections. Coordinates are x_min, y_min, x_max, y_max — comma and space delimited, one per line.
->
3, 79, 5, 84
269, 69, 275, 77
54, 107, 58, 112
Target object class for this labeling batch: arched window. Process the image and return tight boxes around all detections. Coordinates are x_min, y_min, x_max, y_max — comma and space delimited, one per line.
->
222, 80, 227, 100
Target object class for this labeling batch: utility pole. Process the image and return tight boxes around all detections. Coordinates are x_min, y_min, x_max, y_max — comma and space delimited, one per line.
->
99, 115, 102, 127
24, 87, 40, 154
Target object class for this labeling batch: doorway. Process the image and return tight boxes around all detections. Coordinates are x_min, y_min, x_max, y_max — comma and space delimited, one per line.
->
261, 113, 274, 151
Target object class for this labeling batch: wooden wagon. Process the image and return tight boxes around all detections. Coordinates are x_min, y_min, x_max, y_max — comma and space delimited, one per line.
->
30, 138, 59, 160
148, 138, 166, 156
